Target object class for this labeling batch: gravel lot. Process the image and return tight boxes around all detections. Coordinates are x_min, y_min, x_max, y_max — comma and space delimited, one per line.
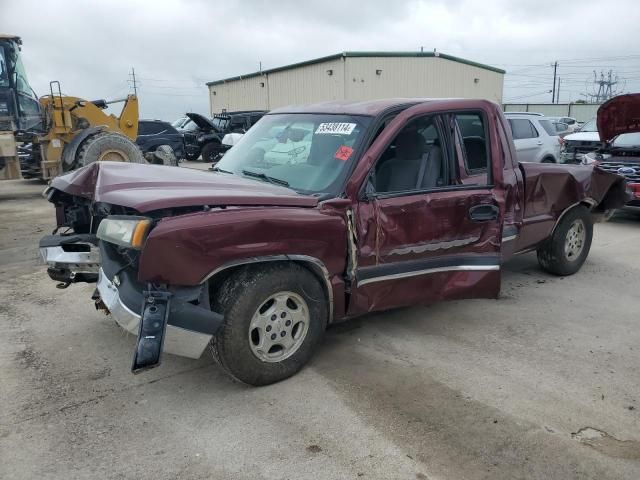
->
1, 175, 639, 480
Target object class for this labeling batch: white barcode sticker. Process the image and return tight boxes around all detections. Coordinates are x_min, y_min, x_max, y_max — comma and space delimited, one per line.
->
315, 123, 357, 135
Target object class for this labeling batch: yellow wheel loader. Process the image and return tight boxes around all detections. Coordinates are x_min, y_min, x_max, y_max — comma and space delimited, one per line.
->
0, 35, 144, 181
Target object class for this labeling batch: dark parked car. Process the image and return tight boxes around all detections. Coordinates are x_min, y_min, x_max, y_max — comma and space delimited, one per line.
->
183, 110, 266, 162
40, 98, 627, 386
136, 119, 185, 161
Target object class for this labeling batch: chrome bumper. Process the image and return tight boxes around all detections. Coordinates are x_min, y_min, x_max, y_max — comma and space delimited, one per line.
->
40, 243, 100, 277
96, 268, 213, 359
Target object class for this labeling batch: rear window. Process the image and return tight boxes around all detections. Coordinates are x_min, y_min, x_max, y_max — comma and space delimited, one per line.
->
456, 113, 490, 174
508, 119, 539, 139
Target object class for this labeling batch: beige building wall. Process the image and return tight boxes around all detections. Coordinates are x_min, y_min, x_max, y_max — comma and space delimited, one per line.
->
344, 57, 503, 103
208, 55, 504, 113
209, 76, 268, 113
267, 58, 345, 109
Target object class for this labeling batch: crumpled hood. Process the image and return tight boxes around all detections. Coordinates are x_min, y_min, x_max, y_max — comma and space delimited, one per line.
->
563, 131, 600, 143
597, 93, 640, 143
186, 112, 218, 132
50, 161, 318, 212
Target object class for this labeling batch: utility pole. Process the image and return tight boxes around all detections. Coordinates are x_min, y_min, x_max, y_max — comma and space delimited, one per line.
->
556, 77, 561, 104
130, 67, 138, 96
551, 61, 558, 103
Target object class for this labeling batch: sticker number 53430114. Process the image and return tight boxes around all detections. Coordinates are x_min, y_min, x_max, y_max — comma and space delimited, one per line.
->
315, 123, 357, 135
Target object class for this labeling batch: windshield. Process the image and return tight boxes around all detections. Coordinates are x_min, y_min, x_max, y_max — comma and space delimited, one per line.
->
580, 118, 597, 132
171, 117, 188, 128
212, 117, 229, 130
0, 47, 8, 88
216, 113, 371, 194
182, 120, 199, 131
613, 132, 640, 148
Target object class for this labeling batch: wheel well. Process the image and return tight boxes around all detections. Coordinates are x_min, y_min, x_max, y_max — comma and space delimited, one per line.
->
206, 258, 333, 320
541, 155, 556, 163
591, 178, 628, 214
549, 201, 594, 238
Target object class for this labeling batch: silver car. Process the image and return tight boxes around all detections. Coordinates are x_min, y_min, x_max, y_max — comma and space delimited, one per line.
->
504, 113, 562, 163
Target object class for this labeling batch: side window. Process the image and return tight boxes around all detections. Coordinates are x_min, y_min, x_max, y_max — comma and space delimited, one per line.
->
538, 119, 557, 136
373, 115, 448, 194
509, 119, 538, 139
164, 123, 179, 135
229, 117, 246, 132
141, 122, 168, 135
250, 114, 263, 125
455, 113, 489, 173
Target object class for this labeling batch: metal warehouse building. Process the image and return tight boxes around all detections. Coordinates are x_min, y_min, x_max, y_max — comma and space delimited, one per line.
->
207, 51, 505, 113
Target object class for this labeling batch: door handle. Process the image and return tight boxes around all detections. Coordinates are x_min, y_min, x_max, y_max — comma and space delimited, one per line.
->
536, 141, 543, 145
469, 204, 499, 222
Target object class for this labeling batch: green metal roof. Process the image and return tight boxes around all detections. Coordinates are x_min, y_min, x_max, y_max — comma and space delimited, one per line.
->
206, 51, 505, 86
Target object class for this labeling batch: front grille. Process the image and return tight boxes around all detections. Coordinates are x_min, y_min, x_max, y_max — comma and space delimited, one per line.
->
598, 161, 640, 183
565, 140, 602, 154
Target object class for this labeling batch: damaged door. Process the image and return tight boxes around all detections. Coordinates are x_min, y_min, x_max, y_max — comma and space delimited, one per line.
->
346, 102, 505, 315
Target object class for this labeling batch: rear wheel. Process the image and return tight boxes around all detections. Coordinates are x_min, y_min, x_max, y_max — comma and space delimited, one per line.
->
75, 131, 145, 169
541, 156, 556, 163
210, 263, 328, 386
537, 205, 593, 276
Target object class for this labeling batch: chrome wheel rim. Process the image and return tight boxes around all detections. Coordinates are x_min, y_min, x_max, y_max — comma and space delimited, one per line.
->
564, 219, 586, 261
248, 291, 309, 363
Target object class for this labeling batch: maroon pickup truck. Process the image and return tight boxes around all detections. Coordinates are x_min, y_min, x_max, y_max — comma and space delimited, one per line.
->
40, 98, 627, 385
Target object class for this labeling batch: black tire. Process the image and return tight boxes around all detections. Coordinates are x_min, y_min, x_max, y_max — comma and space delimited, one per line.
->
75, 131, 146, 169
150, 145, 178, 166
210, 263, 328, 386
537, 205, 593, 276
201, 142, 222, 163
185, 150, 200, 161
541, 156, 556, 164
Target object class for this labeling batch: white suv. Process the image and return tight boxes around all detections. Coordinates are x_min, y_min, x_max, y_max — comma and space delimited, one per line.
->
504, 113, 562, 163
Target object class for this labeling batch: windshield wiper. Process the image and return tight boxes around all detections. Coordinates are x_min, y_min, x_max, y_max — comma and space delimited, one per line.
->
242, 169, 289, 187
211, 166, 234, 174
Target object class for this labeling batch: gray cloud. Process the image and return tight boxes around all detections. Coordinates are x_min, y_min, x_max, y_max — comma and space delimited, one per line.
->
3, 0, 639, 120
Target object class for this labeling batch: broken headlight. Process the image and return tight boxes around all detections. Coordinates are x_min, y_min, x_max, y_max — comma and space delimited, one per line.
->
97, 216, 151, 249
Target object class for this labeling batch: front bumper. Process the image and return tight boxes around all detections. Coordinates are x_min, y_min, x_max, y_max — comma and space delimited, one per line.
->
40, 233, 224, 360
96, 268, 213, 359
39, 234, 100, 285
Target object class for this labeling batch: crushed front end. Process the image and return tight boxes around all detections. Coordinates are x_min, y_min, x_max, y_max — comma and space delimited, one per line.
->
40, 185, 223, 372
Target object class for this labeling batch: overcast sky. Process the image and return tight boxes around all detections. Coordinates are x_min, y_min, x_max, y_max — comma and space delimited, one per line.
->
4, 0, 640, 120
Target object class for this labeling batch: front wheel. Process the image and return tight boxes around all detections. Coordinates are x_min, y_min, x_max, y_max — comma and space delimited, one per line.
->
185, 150, 200, 161
210, 263, 328, 385
537, 205, 593, 276
201, 142, 222, 163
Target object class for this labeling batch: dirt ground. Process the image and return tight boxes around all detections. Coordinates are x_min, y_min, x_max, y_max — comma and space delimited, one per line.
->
1, 176, 639, 480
